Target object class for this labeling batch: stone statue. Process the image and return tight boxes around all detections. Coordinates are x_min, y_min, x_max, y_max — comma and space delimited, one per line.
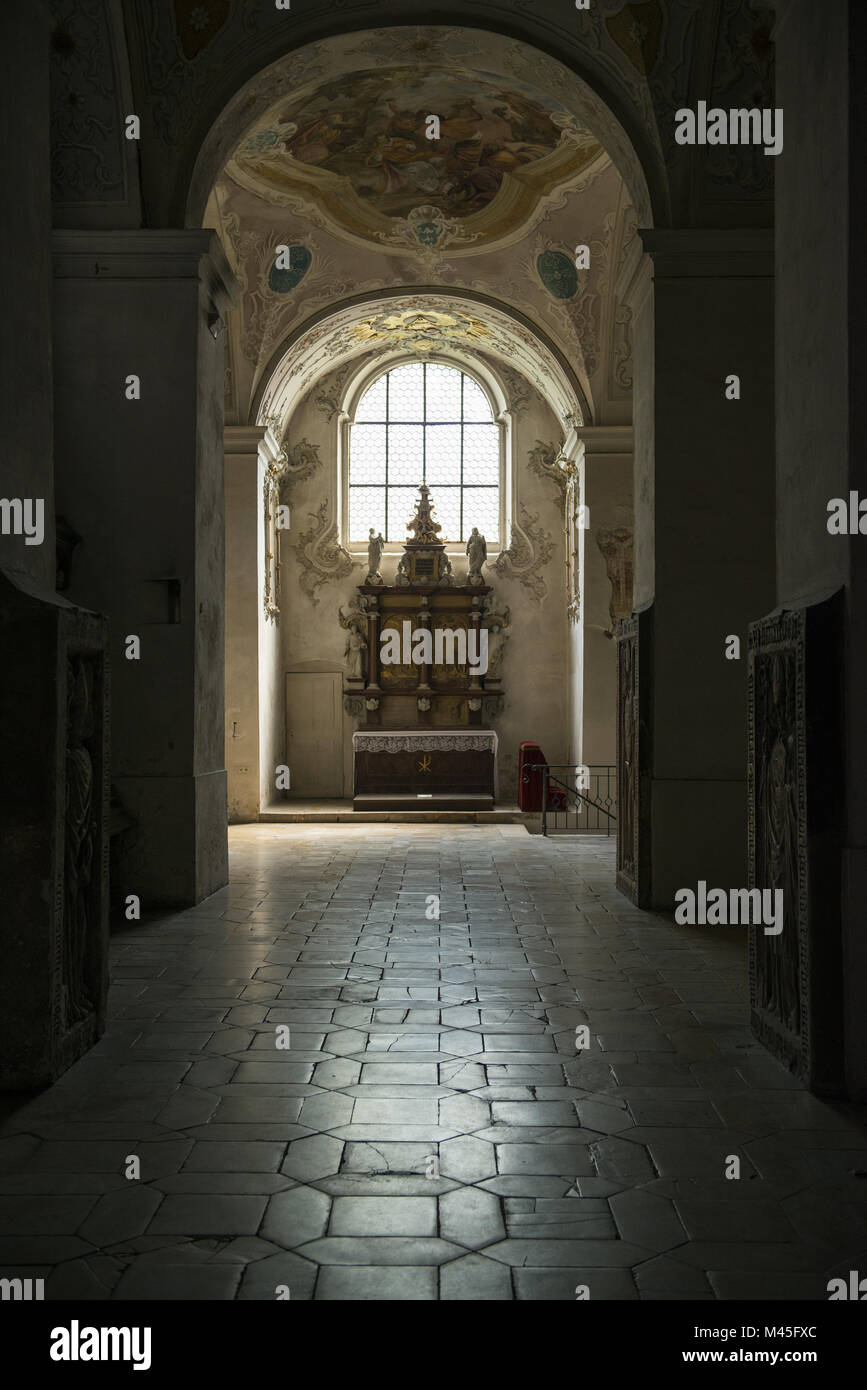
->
481, 597, 510, 685
345, 626, 367, 682
466, 528, 487, 586
339, 593, 371, 636
366, 529, 385, 585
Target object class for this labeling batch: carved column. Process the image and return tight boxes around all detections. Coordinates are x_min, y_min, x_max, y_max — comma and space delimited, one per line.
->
468, 599, 483, 693
366, 595, 381, 692
417, 596, 432, 693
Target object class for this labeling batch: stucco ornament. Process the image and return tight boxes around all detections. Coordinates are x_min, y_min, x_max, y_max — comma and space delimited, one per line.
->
282, 438, 322, 487
378, 205, 481, 270
292, 499, 354, 604
493, 506, 554, 604
526, 439, 569, 495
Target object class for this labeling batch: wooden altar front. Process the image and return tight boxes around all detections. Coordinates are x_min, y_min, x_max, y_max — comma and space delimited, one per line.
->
353, 730, 497, 811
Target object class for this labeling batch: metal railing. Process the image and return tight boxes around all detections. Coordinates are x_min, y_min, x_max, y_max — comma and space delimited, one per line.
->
523, 764, 616, 836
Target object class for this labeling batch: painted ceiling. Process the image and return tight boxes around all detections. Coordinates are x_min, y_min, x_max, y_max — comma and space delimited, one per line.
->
228, 65, 604, 255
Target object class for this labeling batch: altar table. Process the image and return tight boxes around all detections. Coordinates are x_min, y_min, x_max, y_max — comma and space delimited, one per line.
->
353, 729, 498, 811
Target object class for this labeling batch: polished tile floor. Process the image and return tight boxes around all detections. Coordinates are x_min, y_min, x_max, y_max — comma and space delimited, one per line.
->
2, 825, 867, 1300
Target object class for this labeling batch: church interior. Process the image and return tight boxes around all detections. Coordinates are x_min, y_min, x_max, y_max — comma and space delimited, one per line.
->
2, 0, 867, 1313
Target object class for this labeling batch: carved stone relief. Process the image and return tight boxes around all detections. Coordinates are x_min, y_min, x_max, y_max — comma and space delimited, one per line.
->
748, 612, 808, 1076
493, 505, 554, 604
747, 591, 847, 1092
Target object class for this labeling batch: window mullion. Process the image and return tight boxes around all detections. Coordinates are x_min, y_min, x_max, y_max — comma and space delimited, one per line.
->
460, 372, 464, 542
384, 370, 389, 541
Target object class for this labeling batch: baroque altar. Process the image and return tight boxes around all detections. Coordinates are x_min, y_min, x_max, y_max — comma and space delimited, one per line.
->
342, 484, 507, 810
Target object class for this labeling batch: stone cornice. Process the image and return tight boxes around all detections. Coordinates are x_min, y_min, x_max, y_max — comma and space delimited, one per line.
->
575, 426, 634, 455
52, 229, 239, 308
224, 425, 267, 456
639, 229, 774, 278
224, 424, 284, 468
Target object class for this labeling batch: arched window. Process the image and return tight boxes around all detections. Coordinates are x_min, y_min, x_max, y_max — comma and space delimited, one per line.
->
348, 362, 501, 544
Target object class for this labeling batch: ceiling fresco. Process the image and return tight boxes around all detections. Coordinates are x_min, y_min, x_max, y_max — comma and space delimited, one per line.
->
228, 65, 604, 255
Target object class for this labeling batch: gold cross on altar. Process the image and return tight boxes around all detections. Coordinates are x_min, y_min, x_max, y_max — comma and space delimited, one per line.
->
417, 755, 432, 773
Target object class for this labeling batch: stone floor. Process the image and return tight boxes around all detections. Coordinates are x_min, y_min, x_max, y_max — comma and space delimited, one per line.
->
2, 824, 867, 1301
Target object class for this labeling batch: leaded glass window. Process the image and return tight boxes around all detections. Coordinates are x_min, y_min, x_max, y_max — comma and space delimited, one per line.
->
349, 363, 500, 543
